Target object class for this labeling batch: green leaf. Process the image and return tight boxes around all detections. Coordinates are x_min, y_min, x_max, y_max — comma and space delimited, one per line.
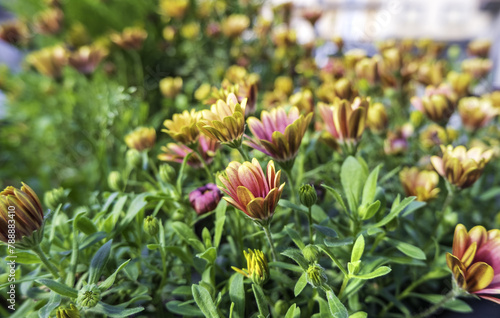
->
116, 193, 148, 232
147, 244, 160, 250
14, 251, 41, 264
285, 225, 306, 249
75, 214, 98, 235
351, 235, 365, 263
372, 196, 415, 228
214, 200, 227, 248
294, 273, 308, 297
268, 261, 303, 272
87, 301, 144, 318
360, 200, 381, 220
326, 289, 348, 318
349, 312, 368, 318
192, 284, 221, 318
361, 165, 381, 207
165, 246, 194, 265
172, 222, 205, 253
317, 245, 349, 277
39, 291, 61, 318
88, 240, 113, 285
314, 225, 338, 238
229, 274, 245, 318
410, 293, 473, 313
322, 185, 348, 213
98, 259, 130, 291
351, 266, 391, 280
281, 248, 308, 270
197, 247, 217, 264
36, 279, 78, 298
402, 200, 426, 217
279, 199, 309, 213
324, 237, 354, 247
340, 156, 368, 213
387, 239, 426, 260
285, 303, 301, 318
252, 284, 269, 317
166, 300, 203, 316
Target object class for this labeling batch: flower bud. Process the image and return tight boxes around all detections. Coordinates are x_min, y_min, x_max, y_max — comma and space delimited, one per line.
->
160, 77, 183, 98
44, 187, 67, 210
108, 171, 124, 192
302, 245, 320, 263
306, 264, 327, 288
447, 71, 471, 97
159, 164, 176, 184
367, 102, 388, 133
143, 216, 159, 237
334, 78, 353, 100
232, 249, 269, 286
299, 184, 317, 208
124, 126, 156, 152
189, 183, 222, 215
126, 149, 142, 168
56, 304, 80, 318
77, 284, 101, 308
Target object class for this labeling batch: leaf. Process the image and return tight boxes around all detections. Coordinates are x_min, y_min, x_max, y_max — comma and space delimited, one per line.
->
285, 226, 306, 250
372, 196, 415, 228
197, 247, 217, 264
147, 244, 160, 250
14, 251, 41, 264
314, 225, 338, 238
340, 156, 368, 213
279, 199, 309, 213
75, 214, 98, 235
317, 245, 349, 277
359, 200, 381, 220
410, 293, 473, 313
351, 266, 391, 280
324, 237, 354, 247
116, 193, 148, 232
402, 201, 426, 217
285, 303, 301, 318
166, 300, 204, 316
36, 279, 78, 298
172, 222, 205, 253
361, 165, 381, 207
281, 248, 308, 270
87, 301, 144, 318
479, 187, 500, 201
192, 284, 221, 318
229, 274, 245, 318
252, 284, 269, 317
326, 289, 349, 318
351, 235, 365, 263
322, 185, 348, 213
214, 200, 227, 248
294, 273, 308, 297
349, 312, 368, 318
39, 291, 61, 318
268, 261, 303, 272
165, 246, 194, 265
387, 239, 426, 260
88, 240, 113, 285
98, 259, 130, 291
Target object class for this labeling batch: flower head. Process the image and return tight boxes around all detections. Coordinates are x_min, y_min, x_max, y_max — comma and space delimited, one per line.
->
68, 45, 108, 74
33, 8, 63, 35
232, 249, 269, 285
367, 102, 388, 133
143, 216, 159, 236
189, 183, 223, 215
467, 39, 491, 58
419, 124, 458, 150
447, 71, 471, 97
162, 109, 201, 145
218, 159, 284, 224
0, 20, 29, 45
399, 167, 440, 202
158, 134, 219, 168
125, 126, 156, 151
159, 0, 188, 19
77, 284, 101, 308
458, 97, 499, 131
198, 93, 246, 148
384, 125, 413, 155
245, 106, 312, 168
289, 89, 314, 114
27, 45, 68, 78
462, 58, 493, 79
110, 27, 147, 50
0, 183, 44, 248
411, 84, 457, 124
431, 145, 494, 189
160, 77, 183, 98
447, 224, 500, 304
56, 304, 80, 318
221, 14, 250, 38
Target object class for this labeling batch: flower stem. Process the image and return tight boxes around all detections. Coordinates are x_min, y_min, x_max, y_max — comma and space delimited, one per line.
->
413, 289, 457, 318
262, 223, 277, 261
192, 148, 213, 182
154, 236, 168, 292
32, 245, 59, 279
284, 167, 302, 235
308, 206, 314, 243
337, 276, 350, 299
236, 145, 250, 161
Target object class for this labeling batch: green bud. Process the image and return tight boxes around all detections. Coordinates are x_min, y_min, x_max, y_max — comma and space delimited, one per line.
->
77, 284, 100, 308
108, 171, 124, 192
144, 215, 159, 236
410, 111, 423, 128
444, 211, 458, 228
447, 44, 461, 60
44, 187, 67, 210
274, 300, 288, 315
299, 184, 317, 208
172, 209, 184, 221
126, 149, 142, 168
56, 304, 80, 318
302, 245, 320, 263
306, 264, 327, 288
159, 164, 176, 183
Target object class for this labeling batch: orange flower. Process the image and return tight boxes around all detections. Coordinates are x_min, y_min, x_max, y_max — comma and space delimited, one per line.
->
218, 159, 285, 225
447, 224, 500, 304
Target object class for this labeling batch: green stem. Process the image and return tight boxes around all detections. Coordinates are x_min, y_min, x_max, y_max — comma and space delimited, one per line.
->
337, 276, 350, 299
308, 206, 314, 244
236, 145, 250, 161
193, 148, 213, 182
262, 223, 277, 261
413, 289, 457, 318
154, 236, 168, 292
284, 168, 302, 236
32, 245, 59, 279
176, 152, 193, 196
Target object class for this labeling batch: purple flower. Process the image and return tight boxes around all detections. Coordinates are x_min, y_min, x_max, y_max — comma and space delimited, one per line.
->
189, 183, 223, 215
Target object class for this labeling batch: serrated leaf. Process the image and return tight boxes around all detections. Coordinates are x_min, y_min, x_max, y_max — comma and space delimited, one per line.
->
351, 235, 365, 263
229, 274, 245, 318
326, 289, 348, 318
36, 279, 78, 298
88, 240, 113, 285
294, 273, 307, 297
192, 284, 220, 318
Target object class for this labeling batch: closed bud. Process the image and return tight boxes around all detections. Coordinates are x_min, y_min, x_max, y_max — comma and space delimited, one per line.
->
410, 111, 424, 128
367, 102, 388, 133
232, 249, 269, 286
108, 171, 124, 192
334, 78, 353, 100
77, 284, 100, 308
274, 300, 288, 316
159, 164, 176, 183
302, 245, 320, 263
56, 304, 80, 318
44, 187, 67, 210
143, 216, 159, 237
126, 149, 142, 168
299, 184, 317, 208
306, 264, 327, 288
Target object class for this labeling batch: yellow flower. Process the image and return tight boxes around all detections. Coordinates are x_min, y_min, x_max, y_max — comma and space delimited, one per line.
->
110, 27, 147, 50
467, 39, 491, 58
162, 109, 201, 145
447, 71, 471, 97
431, 145, 493, 189
411, 84, 457, 124
198, 93, 246, 148
462, 58, 493, 79
232, 249, 269, 285
180, 22, 200, 40
399, 167, 440, 202
458, 97, 498, 131
274, 76, 294, 96
27, 45, 68, 78
289, 89, 314, 114
160, 77, 183, 98
366, 102, 388, 134
419, 124, 458, 150
159, 0, 188, 19
355, 57, 378, 85
221, 14, 250, 38
125, 126, 156, 151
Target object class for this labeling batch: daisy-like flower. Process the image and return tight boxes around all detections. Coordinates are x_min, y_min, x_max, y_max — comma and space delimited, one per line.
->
198, 93, 246, 148
231, 249, 269, 286
158, 135, 219, 168
245, 106, 312, 170
458, 97, 499, 131
110, 27, 147, 50
27, 45, 68, 78
162, 109, 201, 145
399, 167, 440, 202
218, 158, 284, 225
411, 84, 457, 124
447, 224, 500, 304
124, 126, 156, 152
68, 45, 108, 75
431, 145, 494, 189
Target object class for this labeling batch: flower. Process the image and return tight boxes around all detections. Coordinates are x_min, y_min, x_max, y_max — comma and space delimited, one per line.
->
162, 109, 201, 145
367, 102, 388, 133
411, 84, 457, 124
160, 77, 183, 98
289, 89, 314, 114
462, 58, 493, 79
355, 57, 379, 85
274, 76, 294, 96
189, 183, 223, 215
159, 0, 188, 19
0, 183, 45, 248
458, 97, 499, 131
419, 124, 458, 150
56, 304, 81, 318
467, 39, 491, 58
158, 135, 219, 168
221, 14, 250, 38
218, 159, 285, 224
431, 145, 494, 189
447, 224, 500, 304
68, 45, 108, 74
447, 71, 471, 97
384, 125, 413, 155
245, 106, 312, 168
125, 126, 156, 151
108, 171, 124, 192
110, 27, 147, 50
306, 264, 328, 288
33, 8, 63, 35
0, 20, 29, 45
232, 249, 269, 285
143, 216, 159, 236
27, 45, 68, 78
399, 167, 440, 202
198, 93, 246, 148
44, 187, 67, 210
